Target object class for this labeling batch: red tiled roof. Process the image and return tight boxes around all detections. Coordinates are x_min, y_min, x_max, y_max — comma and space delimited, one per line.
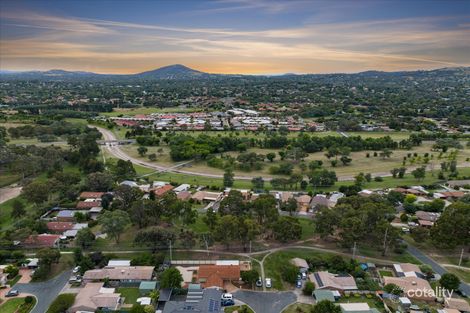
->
77, 201, 101, 209
153, 185, 174, 197
23, 234, 61, 247
197, 265, 240, 288
47, 222, 74, 232
80, 192, 105, 199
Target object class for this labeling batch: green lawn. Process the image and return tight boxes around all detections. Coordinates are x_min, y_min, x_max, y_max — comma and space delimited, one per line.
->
0, 196, 32, 231
299, 217, 315, 240
282, 303, 313, 313
0, 297, 36, 313
339, 294, 385, 312
0, 171, 21, 187
444, 267, 470, 283
378, 270, 393, 277
117, 287, 140, 304
7, 274, 22, 286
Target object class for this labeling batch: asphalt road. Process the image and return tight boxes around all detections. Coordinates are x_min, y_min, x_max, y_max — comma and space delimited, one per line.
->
407, 245, 470, 295
234, 290, 297, 313
14, 270, 71, 313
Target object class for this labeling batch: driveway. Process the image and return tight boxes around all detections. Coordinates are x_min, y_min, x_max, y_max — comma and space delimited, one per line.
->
14, 270, 71, 313
234, 290, 297, 313
407, 245, 470, 294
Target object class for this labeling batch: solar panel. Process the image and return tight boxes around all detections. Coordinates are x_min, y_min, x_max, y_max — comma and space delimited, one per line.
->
314, 272, 324, 287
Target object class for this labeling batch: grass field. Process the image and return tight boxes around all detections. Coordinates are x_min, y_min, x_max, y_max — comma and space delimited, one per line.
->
444, 267, 470, 283
225, 305, 255, 313
117, 287, 140, 304
101, 106, 202, 117
0, 196, 32, 231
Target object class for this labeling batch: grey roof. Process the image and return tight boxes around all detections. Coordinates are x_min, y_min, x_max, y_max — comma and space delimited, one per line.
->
162, 288, 222, 313
57, 210, 74, 217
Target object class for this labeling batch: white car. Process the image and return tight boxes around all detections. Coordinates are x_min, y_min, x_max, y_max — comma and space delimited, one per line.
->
265, 278, 272, 288
221, 293, 233, 300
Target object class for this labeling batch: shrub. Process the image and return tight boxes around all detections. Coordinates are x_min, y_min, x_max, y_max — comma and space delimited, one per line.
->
46, 293, 76, 313
24, 296, 34, 304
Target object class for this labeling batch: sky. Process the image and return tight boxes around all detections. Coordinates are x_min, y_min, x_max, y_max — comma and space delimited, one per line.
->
0, 0, 469, 74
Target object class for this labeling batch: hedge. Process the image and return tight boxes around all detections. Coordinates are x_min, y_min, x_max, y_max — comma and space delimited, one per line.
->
46, 293, 76, 313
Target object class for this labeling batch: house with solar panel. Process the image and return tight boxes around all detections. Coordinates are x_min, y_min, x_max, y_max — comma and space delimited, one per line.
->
162, 284, 223, 313
310, 271, 358, 293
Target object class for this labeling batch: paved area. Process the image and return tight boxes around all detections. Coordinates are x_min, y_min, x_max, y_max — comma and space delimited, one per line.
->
14, 270, 71, 313
293, 280, 315, 305
0, 186, 22, 204
234, 290, 297, 313
407, 245, 470, 294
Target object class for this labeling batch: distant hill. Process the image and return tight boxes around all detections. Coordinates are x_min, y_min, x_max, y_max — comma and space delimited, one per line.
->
0, 64, 468, 81
136, 64, 209, 79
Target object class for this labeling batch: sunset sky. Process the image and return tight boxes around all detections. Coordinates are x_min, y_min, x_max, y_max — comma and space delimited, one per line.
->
1, 0, 469, 74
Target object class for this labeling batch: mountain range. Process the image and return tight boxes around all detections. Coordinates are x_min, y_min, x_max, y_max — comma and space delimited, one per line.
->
0, 64, 468, 80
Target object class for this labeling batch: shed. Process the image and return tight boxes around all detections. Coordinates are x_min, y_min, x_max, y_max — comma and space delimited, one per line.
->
139, 281, 157, 295
314, 289, 336, 302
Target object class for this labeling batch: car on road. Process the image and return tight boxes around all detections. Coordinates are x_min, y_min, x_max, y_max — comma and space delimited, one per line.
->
221, 293, 233, 300
256, 277, 263, 287
296, 280, 302, 288
6, 289, 19, 297
221, 299, 235, 306
265, 278, 272, 288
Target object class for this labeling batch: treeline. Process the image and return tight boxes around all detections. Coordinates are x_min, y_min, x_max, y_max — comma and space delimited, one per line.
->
7, 121, 86, 140
166, 132, 400, 161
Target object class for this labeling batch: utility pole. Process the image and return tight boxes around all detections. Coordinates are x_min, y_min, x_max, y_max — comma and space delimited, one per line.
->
382, 227, 389, 257
169, 240, 173, 264
458, 248, 464, 268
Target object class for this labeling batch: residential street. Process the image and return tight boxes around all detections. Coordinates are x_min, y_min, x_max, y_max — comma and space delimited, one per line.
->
407, 244, 470, 294
13, 270, 71, 313
234, 290, 297, 313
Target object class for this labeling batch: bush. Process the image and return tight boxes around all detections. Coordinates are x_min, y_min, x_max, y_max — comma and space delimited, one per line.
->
46, 293, 76, 313
25, 296, 34, 304
303, 281, 315, 296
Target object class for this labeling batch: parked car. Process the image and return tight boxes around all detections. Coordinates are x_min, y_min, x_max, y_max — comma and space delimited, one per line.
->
256, 277, 263, 287
73, 266, 81, 274
221, 299, 235, 307
69, 276, 82, 284
301, 272, 307, 280
6, 290, 19, 297
297, 274, 301, 280
221, 293, 233, 300
296, 280, 302, 288
265, 278, 272, 288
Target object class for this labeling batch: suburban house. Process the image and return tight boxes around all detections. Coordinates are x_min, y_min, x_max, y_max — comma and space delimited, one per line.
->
79, 191, 105, 200
310, 194, 333, 210
313, 289, 339, 302
290, 258, 309, 273
69, 282, 122, 313
296, 195, 312, 212
340, 303, 381, 313
196, 264, 241, 289
415, 211, 440, 227
445, 298, 470, 313
83, 266, 154, 283
310, 271, 358, 292
434, 191, 465, 200
173, 184, 191, 193
191, 191, 223, 203
56, 210, 75, 222
176, 191, 192, 201
46, 221, 74, 233
76, 200, 102, 210
383, 276, 434, 301
62, 223, 88, 238
162, 284, 222, 313
153, 184, 174, 197
392, 263, 425, 278
23, 234, 61, 248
